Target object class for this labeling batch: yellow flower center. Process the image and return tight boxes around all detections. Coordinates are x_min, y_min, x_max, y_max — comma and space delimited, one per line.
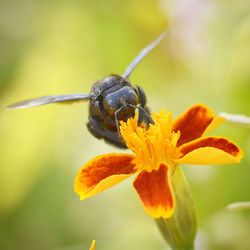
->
120, 111, 180, 172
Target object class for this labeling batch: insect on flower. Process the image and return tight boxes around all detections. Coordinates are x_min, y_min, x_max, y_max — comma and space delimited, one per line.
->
6, 32, 167, 148
74, 104, 243, 218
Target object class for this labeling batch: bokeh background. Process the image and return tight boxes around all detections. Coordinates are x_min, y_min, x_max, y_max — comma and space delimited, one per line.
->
0, 0, 250, 249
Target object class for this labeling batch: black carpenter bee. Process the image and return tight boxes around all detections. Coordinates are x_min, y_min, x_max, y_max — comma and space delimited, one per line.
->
7, 32, 166, 148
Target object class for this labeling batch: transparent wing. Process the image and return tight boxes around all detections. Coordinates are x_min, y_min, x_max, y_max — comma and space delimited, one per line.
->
6, 93, 91, 109
122, 31, 168, 79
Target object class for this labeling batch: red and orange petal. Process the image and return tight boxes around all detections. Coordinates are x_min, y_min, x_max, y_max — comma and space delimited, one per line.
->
173, 104, 224, 147
74, 153, 137, 200
133, 164, 175, 219
176, 136, 243, 165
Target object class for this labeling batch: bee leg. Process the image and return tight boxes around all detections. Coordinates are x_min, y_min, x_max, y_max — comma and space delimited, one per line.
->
87, 117, 102, 139
133, 86, 153, 126
127, 104, 154, 125
103, 131, 127, 149
138, 105, 152, 126
138, 105, 154, 125
135, 86, 147, 107
87, 117, 127, 148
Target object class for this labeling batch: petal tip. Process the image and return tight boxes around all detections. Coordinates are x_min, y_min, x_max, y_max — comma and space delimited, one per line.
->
73, 153, 136, 201
177, 136, 244, 165
133, 165, 176, 219
236, 147, 244, 162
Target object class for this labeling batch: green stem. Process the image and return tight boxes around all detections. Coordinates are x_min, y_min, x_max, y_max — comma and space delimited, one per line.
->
155, 166, 197, 250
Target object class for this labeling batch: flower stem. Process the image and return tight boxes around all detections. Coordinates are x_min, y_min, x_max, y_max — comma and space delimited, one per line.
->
155, 166, 197, 250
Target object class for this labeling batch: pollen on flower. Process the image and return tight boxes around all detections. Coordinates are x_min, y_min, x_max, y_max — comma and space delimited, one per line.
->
120, 111, 180, 172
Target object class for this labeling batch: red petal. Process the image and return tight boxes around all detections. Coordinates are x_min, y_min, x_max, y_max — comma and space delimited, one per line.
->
133, 164, 175, 219
75, 153, 136, 200
173, 104, 223, 147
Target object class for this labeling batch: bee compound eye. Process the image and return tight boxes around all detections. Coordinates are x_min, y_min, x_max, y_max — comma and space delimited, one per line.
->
103, 92, 121, 116
103, 86, 138, 116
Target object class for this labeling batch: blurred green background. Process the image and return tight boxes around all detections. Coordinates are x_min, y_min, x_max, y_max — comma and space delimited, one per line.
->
0, 0, 250, 249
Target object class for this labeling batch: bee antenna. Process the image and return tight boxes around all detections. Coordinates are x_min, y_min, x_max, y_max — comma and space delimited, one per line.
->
122, 31, 168, 79
127, 104, 154, 125
114, 106, 124, 135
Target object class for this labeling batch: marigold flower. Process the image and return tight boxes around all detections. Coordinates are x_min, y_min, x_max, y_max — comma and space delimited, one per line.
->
74, 104, 243, 219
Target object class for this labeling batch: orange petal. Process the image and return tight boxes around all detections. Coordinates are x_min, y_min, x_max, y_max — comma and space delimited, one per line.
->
173, 104, 224, 147
74, 153, 136, 200
176, 136, 243, 165
133, 164, 175, 219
